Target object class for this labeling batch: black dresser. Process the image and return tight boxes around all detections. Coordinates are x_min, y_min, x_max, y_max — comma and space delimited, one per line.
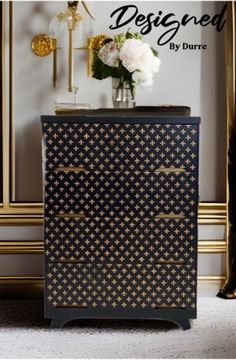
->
41, 110, 200, 330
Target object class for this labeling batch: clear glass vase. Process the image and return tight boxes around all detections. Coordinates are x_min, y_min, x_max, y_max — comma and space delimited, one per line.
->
112, 78, 135, 109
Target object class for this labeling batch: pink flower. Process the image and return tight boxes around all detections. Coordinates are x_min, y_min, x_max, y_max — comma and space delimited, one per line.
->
96, 35, 161, 91
98, 41, 119, 67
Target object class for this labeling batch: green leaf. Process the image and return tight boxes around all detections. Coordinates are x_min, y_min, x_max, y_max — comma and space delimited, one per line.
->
151, 47, 159, 57
92, 53, 114, 80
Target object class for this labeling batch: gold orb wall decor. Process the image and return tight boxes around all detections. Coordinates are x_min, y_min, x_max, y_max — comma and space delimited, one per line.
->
31, 34, 56, 57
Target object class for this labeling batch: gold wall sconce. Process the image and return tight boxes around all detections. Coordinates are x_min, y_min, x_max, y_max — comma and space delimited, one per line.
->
75, 34, 112, 78
31, 1, 95, 92
31, 34, 58, 87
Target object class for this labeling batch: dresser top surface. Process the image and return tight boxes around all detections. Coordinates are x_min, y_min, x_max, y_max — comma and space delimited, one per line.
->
41, 109, 200, 125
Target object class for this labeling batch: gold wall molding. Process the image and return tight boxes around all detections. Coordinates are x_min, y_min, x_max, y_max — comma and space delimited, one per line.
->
0, 238, 227, 255
0, 202, 227, 254
0, 276, 43, 285
198, 275, 226, 281
0, 215, 43, 225
198, 203, 227, 225
0, 275, 226, 284
198, 241, 227, 253
0, 202, 228, 225
0, 241, 43, 254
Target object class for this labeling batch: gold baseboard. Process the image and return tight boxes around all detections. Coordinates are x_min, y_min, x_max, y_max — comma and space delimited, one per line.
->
0, 277, 43, 298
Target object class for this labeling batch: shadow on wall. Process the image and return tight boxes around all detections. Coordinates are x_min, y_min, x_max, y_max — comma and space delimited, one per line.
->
200, 1, 227, 202
13, 2, 66, 203
15, 120, 43, 202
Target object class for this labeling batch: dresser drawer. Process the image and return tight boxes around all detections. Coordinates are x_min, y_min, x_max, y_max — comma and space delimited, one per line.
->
43, 123, 199, 172
45, 217, 197, 264
44, 171, 198, 218
46, 262, 196, 309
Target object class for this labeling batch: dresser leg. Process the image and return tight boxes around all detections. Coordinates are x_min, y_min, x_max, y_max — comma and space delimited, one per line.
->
174, 319, 191, 330
50, 318, 67, 329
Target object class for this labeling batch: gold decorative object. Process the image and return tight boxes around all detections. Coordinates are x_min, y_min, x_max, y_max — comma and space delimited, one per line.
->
76, 34, 112, 77
81, 1, 95, 21
31, 1, 95, 92
57, 2, 82, 30
57, 1, 82, 91
89, 34, 111, 51
31, 34, 58, 87
31, 34, 56, 57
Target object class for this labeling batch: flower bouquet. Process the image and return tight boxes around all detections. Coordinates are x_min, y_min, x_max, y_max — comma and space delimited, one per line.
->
92, 30, 161, 107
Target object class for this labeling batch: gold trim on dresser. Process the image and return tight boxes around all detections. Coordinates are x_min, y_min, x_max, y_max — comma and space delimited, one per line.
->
154, 167, 186, 173
55, 305, 87, 309
155, 214, 185, 219
55, 213, 86, 219
54, 166, 86, 172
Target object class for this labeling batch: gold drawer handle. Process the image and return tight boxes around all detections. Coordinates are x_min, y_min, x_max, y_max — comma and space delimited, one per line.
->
155, 261, 186, 265
55, 305, 87, 309
154, 306, 185, 310
155, 214, 185, 219
55, 259, 87, 264
56, 213, 86, 219
154, 167, 185, 173
54, 166, 85, 172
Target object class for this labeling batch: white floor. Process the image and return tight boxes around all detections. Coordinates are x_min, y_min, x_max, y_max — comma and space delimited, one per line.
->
0, 297, 236, 359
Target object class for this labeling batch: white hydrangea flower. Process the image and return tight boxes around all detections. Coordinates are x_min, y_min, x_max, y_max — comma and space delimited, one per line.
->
98, 41, 119, 67
96, 34, 160, 91
132, 71, 153, 90
119, 39, 154, 73
152, 56, 161, 73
